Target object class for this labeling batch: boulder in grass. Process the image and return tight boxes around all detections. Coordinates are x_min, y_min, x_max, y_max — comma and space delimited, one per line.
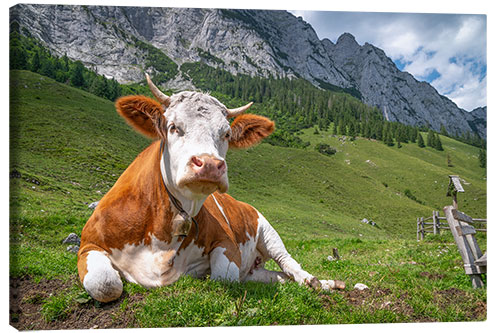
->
88, 201, 99, 210
361, 218, 377, 226
354, 283, 369, 290
62, 233, 80, 245
67, 245, 80, 254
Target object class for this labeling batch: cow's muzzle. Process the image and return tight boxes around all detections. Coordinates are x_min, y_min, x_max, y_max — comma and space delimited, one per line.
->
190, 155, 226, 176
179, 154, 228, 194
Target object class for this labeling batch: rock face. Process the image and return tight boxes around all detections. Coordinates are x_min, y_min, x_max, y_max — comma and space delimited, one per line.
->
467, 107, 487, 138
10, 4, 486, 138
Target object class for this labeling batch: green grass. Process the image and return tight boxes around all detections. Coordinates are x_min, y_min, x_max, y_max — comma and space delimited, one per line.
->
299, 127, 486, 218
9, 70, 487, 327
10, 70, 151, 219
29, 236, 487, 326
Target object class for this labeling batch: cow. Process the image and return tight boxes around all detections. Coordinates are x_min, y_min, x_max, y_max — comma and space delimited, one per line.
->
77, 74, 345, 303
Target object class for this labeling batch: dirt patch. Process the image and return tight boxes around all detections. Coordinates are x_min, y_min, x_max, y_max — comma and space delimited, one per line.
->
473, 300, 487, 319
339, 286, 485, 322
433, 287, 486, 320
10, 276, 72, 329
434, 287, 467, 300
10, 276, 145, 331
343, 287, 416, 319
10, 276, 486, 329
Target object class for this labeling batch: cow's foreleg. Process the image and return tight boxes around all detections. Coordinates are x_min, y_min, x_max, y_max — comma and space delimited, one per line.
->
243, 267, 289, 283
209, 245, 240, 281
78, 245, 123, 303
255, 212, 345, 291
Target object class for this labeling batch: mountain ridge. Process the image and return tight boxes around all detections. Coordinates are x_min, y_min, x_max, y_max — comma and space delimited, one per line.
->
9, 4, 486, 138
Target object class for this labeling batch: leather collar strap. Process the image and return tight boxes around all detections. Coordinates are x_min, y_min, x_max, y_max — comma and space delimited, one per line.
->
159, 140, 199, 239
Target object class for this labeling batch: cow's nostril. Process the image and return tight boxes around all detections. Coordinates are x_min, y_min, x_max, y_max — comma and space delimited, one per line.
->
191, 156, 203, 167
217, 160, 226, 170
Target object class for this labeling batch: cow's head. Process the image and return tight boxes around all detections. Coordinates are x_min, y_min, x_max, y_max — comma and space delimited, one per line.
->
115, 74, 274, 201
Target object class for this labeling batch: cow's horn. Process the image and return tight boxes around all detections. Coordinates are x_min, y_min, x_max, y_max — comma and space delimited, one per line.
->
227, 102, 253, 118
146, 73, 170, 106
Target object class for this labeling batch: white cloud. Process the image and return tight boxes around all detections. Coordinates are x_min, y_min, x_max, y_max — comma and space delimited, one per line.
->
289, 10, 487, 111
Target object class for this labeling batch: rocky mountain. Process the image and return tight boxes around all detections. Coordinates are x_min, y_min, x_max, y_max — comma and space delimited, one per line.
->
10, 4, 486, 138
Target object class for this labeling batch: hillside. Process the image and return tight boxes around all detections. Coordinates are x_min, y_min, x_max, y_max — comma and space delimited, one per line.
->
10, 70, 486, 242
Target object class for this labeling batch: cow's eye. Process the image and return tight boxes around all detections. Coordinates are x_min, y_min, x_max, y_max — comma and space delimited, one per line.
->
168, 124, 179, 134
224, 130, 231, 140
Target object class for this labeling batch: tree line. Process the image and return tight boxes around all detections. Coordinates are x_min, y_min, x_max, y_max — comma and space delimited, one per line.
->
180, 61, 457, 152
10, 23, 125, 102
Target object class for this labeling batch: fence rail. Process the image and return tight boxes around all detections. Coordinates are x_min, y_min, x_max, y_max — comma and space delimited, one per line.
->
417, 211, 486, 240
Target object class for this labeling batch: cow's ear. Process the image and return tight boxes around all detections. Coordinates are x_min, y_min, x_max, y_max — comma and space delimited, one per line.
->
229, 114, 275, 149
115, 95, 166, 139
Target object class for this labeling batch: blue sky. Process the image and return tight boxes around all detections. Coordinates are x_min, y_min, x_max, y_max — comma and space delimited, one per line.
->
289, 10, 487, 111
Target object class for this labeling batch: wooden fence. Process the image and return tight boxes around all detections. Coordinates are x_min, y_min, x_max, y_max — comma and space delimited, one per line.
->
417, 211, 486, 241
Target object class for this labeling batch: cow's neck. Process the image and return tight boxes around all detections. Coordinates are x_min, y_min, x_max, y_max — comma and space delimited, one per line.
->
159, 150, 207, 218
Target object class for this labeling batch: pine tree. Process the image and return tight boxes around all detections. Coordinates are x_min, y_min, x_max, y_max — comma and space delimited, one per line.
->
338, 119, 346, 136
89, 75, 109, 98
348, 121, 357, 139
435, 134, 444, 151
363, 122, 370, 138
40, 57, 55, 78
30, 49, 41, 72
70, 61, 85, 87
427, 131, 435, 148
331, 122, 337, 136
382, 123, 389, 143
409, 127, 418, 143
9, 38, 28, 70
417, 133, 425, 148
478, 149, 486, 168
384, 126, 394, 146
440, 124, 449, 137
374, 123, 383, 140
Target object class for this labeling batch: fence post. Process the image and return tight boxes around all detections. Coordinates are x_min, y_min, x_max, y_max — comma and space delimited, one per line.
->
417, 217, 425, 241
421, 218, 425, 240
436, 211, 440, 235
433, 211, 438, 235
417, 218, 420, 241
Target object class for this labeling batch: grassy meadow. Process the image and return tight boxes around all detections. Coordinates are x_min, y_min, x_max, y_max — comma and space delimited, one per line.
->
9, 70, 487, 329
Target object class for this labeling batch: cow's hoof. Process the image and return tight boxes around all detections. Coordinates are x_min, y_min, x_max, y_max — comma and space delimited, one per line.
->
333, 280, 346, 290
306, 277, 322, 290
318, 279, 346, 291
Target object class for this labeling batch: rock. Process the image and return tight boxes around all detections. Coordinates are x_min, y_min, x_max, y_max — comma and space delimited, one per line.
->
66, 245, 80, 253
354, 283, 369, 290
327, 255, 334, 261
361, 218, 376, 226
88, 201, 99, 209
62, 233, 80, 245
9, 170, 21, 179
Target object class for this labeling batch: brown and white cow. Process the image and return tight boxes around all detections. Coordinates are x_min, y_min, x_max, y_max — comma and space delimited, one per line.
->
77, 74, 345, 302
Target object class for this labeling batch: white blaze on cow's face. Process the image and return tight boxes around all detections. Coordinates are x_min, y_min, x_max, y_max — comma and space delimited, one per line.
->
116, 75, 273, 211
162, 92, 231, 200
